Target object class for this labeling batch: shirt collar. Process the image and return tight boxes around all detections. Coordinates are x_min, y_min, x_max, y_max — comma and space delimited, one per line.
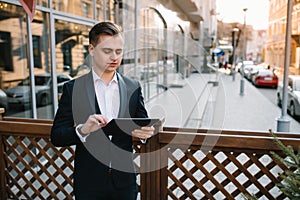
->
92, 69, 118, 85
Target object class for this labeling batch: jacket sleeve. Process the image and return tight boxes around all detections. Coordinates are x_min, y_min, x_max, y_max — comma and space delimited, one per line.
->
51, 81, 82, 147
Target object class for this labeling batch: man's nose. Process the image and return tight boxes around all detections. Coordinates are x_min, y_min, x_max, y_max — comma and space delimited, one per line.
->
110, 52, 118, 60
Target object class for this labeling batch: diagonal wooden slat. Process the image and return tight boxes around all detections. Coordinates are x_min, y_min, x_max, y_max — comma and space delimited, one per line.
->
5, 137, 60, 198
166, 169, 197, 200
167, 149, 214, 199
185, 150, 233, 199
225, 152, 277, 200
205, 152, 248, 199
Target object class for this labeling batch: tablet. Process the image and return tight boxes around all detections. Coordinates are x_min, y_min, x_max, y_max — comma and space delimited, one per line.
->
101, 118, 161, 136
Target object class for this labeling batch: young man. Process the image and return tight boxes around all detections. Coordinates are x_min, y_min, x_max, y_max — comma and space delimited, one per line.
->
51, 21, 154, 200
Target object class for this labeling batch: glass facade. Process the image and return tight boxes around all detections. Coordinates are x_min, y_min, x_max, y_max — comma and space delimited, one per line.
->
0, 0, 204, 119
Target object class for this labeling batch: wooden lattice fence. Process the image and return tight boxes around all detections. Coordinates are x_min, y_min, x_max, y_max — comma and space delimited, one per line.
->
0, 110, 299, 199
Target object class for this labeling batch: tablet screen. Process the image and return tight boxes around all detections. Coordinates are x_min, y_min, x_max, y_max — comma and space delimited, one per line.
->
101, 118, 161, 136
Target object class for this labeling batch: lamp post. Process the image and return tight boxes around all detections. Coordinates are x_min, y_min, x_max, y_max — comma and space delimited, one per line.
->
231, 27, 239, 81
240, 8, 247, 96
276, 0, 293, 132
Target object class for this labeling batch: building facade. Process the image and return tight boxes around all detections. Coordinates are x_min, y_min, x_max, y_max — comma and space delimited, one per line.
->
0, 0, 217, 119
265, 0, 300, 75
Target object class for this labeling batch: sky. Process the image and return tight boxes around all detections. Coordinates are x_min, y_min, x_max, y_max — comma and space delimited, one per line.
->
216, 0, 269, 30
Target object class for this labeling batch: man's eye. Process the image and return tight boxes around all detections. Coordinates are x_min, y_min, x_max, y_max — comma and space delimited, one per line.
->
116, 50, 123, 55
103, 49, 112, 54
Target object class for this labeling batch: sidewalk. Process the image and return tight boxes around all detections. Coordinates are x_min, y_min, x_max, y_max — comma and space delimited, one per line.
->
145, 71, 300, 133
145, 72, 218, 128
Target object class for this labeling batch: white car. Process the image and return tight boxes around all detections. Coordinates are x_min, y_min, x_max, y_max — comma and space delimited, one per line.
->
0, 89, 8, 110
6, 73, 72, 106
277, 75, 300, 117
236, 60, 254, 72
244, 65, 265, 80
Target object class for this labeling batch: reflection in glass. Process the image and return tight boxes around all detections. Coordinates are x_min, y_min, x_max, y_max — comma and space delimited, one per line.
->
55, 20, 91, 79
53, 0, 94, 19
36, 0, 48, 8
0, 3, 31, 117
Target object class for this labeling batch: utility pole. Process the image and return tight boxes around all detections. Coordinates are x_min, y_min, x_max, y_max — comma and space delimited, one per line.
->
240, 8, 247, 96
231, 27, 239, 81
277, 0, 293, 132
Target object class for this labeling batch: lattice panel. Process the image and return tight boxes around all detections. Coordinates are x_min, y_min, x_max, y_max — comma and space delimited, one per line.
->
165, 147, 289, 200
2, 136, 142, 199
3, 135, 75, 200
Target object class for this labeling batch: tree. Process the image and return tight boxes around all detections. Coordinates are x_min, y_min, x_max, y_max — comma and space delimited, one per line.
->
270, 129, 300, 199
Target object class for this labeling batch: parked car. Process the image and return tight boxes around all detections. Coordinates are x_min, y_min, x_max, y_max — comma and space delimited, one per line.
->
243, 64, 263, 80
6, 73, 72, 106
236, 60, 254, 72
0, 89, 8, 110
277, 75, 300, 117
251, 69, 278, 88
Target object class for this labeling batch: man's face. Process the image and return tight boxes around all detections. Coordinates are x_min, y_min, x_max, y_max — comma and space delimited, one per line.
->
89, 34, 124, 75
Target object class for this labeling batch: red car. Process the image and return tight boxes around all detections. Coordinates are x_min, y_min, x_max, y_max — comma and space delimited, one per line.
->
251, 69, 278, 88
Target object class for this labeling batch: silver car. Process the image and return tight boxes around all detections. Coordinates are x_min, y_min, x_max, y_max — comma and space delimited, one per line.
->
277, 75, 300, 117
6, 73, 72, 106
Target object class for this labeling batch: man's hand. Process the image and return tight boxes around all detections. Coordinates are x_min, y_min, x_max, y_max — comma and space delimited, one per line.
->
131, 126, 155, 140
80, 114, 109, 135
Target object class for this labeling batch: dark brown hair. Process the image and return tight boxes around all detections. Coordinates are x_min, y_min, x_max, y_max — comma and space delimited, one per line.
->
89, 21, 122, 46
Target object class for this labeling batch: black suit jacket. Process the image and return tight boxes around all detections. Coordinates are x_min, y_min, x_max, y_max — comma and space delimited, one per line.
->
51, 71, 148, 195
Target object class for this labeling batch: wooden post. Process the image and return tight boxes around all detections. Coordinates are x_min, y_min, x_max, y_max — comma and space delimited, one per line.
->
140, 123, 164, 200
0, 107, 7, 199
0, 135, 7, 199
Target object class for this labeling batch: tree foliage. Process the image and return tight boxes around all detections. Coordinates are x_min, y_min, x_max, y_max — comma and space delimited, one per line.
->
270, 129, 300, 200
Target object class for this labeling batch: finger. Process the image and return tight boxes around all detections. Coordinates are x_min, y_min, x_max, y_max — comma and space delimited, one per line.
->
132, 130, 144, 138
94, 115, 109, 125
132, 130, 153, 139
137, 128, 154, 134
141, 126, 155, 132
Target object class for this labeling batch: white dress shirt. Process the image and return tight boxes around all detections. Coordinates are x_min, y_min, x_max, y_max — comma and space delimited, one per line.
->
94, 70, 120, 122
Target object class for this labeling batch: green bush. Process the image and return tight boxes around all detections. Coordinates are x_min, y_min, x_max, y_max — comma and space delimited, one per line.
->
270, 129, 300, 200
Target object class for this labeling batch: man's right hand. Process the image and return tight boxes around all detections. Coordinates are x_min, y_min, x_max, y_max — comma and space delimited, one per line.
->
80, 114, 109, 135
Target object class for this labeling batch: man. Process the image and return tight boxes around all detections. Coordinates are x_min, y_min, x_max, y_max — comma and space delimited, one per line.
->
51, 21, 154, 200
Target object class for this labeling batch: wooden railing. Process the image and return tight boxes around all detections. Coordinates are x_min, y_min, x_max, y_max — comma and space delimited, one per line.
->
0, 108, 299, 199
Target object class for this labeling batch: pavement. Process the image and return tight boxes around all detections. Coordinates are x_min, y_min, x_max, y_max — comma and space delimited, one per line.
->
145, 70, 300, 133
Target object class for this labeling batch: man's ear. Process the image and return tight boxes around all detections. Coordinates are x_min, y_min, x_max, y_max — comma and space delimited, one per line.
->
89, 44, 94, 56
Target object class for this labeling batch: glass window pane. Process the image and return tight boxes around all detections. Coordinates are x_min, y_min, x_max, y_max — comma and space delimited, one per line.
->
36, 0, 49, 8
53, 0, 94, 19
0, 3, 32, 117
31, 11, 53, 119
55, 19, 91, 78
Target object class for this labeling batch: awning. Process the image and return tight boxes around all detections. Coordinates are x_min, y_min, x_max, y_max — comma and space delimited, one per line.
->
158, 0, 203, 23
212, 47, 222, 54
212, 48, 225, 57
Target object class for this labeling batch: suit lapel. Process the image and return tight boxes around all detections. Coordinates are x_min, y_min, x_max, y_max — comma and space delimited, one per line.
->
85, 71, 98, 114
117, 73, 127, 118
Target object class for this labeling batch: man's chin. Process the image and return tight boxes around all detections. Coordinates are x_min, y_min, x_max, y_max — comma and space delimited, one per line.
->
105, 67, 117, 73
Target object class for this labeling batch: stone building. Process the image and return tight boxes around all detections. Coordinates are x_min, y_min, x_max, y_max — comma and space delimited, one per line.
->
265, 0, 300, 75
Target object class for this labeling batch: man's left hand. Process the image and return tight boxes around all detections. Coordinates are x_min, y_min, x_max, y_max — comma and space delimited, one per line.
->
132, 126, 155, 140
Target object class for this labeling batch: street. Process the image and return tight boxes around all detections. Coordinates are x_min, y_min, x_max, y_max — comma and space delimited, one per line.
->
255, 83, 300, 123
257, 87, 277, 105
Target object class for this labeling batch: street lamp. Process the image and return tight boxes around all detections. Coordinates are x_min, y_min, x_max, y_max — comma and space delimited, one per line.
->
276, 0, 293, 132
240, 8, 247, 96
231, 27, 239, 81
